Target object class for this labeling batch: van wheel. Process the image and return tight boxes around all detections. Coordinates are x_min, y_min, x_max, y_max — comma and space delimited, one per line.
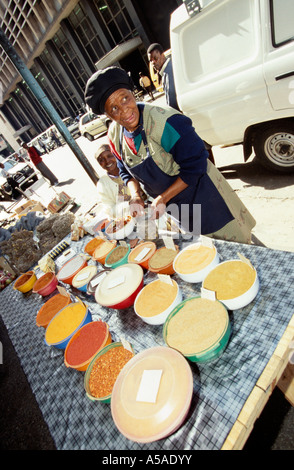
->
253, 123, 294, 173
85, 133, 94, 141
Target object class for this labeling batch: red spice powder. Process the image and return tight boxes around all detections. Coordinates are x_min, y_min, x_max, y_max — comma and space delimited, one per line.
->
66, 321, 108, 366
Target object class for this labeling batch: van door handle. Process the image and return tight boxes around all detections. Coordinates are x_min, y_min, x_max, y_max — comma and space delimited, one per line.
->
275, 71, 294, 81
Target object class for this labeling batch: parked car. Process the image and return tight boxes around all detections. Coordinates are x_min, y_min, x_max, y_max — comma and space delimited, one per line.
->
79, 112, 111, 141
0, 157, 38, 200
170, 0, 294, 172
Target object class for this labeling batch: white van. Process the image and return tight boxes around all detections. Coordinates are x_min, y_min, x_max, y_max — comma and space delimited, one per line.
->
170, 0, 294, 172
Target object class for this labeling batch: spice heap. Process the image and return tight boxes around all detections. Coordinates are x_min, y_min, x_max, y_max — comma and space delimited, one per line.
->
45, 302, 86, 345
149, 247, 177, 270
165, 298, 228, 355
135, 279, 178, 318
89, 345, 133, 398
174, 244, 216, 274
36, 293, 70, 328
107, 245, 129, 264
66, 321, 110, 367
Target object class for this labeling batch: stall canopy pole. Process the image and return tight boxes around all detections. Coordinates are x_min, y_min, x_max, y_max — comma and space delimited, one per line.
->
0, 27, 99, 185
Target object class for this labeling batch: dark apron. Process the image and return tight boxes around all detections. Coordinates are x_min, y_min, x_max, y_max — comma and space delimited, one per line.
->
119, 127, 233, 235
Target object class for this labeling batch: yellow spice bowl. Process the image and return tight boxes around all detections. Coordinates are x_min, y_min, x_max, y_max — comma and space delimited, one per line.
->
134, 278, 182, 325
202, 259, 259, 310
13, 270, 37, 293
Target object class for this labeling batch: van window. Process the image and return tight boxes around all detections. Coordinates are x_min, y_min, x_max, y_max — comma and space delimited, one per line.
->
270, 0, 294, 47
183, 0, 257, 82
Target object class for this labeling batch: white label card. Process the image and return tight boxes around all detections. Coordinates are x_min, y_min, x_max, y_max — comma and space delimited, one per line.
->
201, 287, 216, 301
238, 252, 253, 269
158, 274, 173, 285
107, 274, 125, 289
162, 237, 176, 250
136, 370, 163, 403
135, 247, 150, 262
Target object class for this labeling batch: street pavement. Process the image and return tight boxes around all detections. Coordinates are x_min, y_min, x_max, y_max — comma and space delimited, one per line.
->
1, 95, 294, 450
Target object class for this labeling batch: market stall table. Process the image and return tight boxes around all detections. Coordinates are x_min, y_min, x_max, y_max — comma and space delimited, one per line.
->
1, 235, 293, 450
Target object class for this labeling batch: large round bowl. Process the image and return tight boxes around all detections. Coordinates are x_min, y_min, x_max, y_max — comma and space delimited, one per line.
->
105, 244, 131, 269
173, 242, 219, 283
202, 259, 259, 310
128, 241, 156, 270
163, 296, 231, 363
95, 263, 144, 309
92, 240, 117, 265
134, 278, 182, 325
13, 271, 37, 293
84, 342, 135, 403
57, 255, 88, 285
105, 216, 135, 240
72, 265, 98, 292
111, 346, 193, 443
64, 320, 112, 371
33, 272, 58, 296
148, 245, 179, 275
36, 293, 71, 329
45, 302, 92, 350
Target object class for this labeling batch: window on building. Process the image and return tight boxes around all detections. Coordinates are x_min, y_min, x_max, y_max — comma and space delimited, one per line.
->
68, 4, 106, 64
93, 0, 136, 46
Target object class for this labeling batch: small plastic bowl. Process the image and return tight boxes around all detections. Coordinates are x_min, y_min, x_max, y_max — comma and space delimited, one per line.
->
92, 240, 117, 265
148, 245, 179, 275
72, 265, 98, 292
86, 270, 110, 296
128, 241, 156, 270
95, 264, 144, 309
202, 259, 259, 310
105, 216, 135, 240
36, 293, 71, 329
45, 302, 92, 350
173, 242, 219, 283
134, 278, 182, 325
14, 271, 37, 293
105, 244, 131, 269
33, 272, 58, 296
64, 320, 112, 371
84, 342, 135, 403
163, 296, 231, 363
57, 255, 88, 285
84, 237, 105, 256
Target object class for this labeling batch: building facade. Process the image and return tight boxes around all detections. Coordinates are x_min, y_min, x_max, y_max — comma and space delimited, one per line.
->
0, 0, 181, 151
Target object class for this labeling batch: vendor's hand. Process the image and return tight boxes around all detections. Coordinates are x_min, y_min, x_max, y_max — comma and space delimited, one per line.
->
150, 195, 166, 220
129, 195, 145, 218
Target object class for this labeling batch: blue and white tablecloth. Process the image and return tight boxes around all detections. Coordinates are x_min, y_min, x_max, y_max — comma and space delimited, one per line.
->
1, 236, 294, 450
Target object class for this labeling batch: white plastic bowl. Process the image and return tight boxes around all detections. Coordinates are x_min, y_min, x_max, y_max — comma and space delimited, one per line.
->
173, 242, 219, 283
134, 279, 182, 325
105, 217, 135, 240
202, 260, 259, 310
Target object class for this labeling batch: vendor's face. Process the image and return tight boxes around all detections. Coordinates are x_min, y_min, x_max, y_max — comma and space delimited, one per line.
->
148, 50, 165, 72
104, 89, 140, 132
97, 150, 118, 176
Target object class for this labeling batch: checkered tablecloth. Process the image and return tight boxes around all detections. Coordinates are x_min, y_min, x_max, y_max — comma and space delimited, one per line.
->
1, 235, 294, 450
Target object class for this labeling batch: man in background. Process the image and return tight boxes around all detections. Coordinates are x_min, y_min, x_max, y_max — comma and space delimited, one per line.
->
147, 43, 180, 111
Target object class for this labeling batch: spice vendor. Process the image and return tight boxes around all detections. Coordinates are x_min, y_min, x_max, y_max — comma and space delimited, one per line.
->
95, 143, 132, 218
85, 67, 256, 244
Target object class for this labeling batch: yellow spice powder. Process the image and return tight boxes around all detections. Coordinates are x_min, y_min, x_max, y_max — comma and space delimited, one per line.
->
166, 298, 228, 355
94, 241, 115, 258
136, 280, 178, 317
174, 245, 216, 274
203, 260, 256, 300
46, 303, 86, 343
